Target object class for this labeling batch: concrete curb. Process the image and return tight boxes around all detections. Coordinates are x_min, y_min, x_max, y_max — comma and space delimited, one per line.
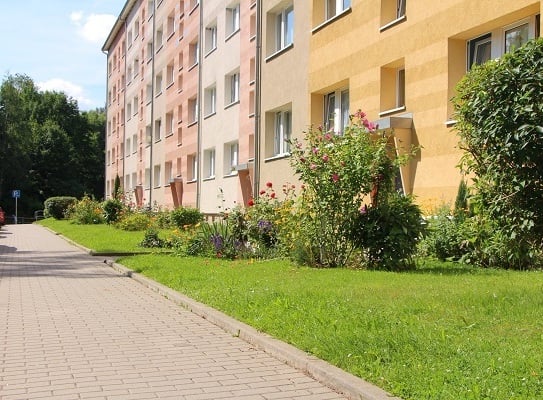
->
105, 259, 402, 400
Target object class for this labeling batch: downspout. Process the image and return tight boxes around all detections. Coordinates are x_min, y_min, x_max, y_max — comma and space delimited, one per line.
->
148, 1, 156, 207
122, 19, 128, 192
102, 49, 109, 199
253, 0, 262, 198
196, 0, 204, 209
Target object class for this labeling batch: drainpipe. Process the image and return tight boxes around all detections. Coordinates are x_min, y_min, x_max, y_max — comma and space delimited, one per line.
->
122, 19, 128, 192
253, 0, 262, 198
148, 1, 156, 207
196, 0, 204, 209
102, 49, 109, 199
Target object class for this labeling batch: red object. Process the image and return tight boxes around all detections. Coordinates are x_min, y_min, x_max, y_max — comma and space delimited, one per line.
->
0, 209, 5, 225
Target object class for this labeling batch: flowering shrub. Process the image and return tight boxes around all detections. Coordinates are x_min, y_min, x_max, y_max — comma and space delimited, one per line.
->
66, 195, 105, 225
102, 199, 124, 224
115, 212, 152, 231
288, 111, 408, 267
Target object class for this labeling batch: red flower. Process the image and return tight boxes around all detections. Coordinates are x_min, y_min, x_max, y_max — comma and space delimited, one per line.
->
266, 182, 273, 188
270, 192, 276, 199
331, 173, 340, 182
259, 189, 266, 195
248, 199, 255, 206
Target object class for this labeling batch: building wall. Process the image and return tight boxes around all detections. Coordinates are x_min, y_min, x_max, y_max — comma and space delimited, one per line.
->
104, 0, 543, 213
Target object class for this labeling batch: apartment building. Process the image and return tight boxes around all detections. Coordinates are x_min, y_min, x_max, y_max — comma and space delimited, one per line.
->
103, 0, 542, 213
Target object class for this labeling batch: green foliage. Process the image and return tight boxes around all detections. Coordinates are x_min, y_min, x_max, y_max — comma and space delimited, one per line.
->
102, 199, 124, 224
113, 175, 121, 200
288, 111, 417, 267
67, 195, 105, 224
170, 206, 204, 228
115, 212, 152, 231
43, 196, 77, 219
0, 74, 105, 218
350, 192, 425, 270
139, 227, 166, 248
187, 221, 246, 259
453, 38, 543, 268
121, 254, 543, 400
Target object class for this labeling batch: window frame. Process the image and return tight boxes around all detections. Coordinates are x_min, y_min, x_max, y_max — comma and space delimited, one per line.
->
274, 110, 292, 156
324, 88, 349, 134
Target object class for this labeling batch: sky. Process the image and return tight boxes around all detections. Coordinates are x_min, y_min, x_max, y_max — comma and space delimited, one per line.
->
0, 0, 126, 111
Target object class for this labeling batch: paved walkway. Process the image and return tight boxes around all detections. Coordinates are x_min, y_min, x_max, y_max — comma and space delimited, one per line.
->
0, 224, 349, 400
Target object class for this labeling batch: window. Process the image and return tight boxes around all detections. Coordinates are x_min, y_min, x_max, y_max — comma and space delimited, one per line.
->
146, 84, 152, 103
275, 6, 294, 52
154, 118, 162, 142
205, 23, 217, 54
145, 167, 151, 189
188, 154, 198, 181
204, 148, 216, 179
326, 0, 350, 20
226, 4, 240, 37
133, 95, 139, 116
132, 134, 138, 153
468, 33, 491, 68
166, 112, 174, 136
155, 72, 163, 94
204, 85, 217, 116
226, 71, 240, 105
127, 66, 133, 83
380, 0, 406, 29
188, 97, 198, 124
167, 12, 175, 38
166, 63, 174, 87
176, 157, 182, 177
505, 23, 529, 53
225, 141, 239, 174
132, 172, 137, 188
134, 19, 140, 39
126, 102, 132, 119
274, 110, 291, 156
189, 39, 199, 68
156, 26, 164, 51
380, 62, 405, 115
324, 89, 349, 134
165, 161, 173, 184
126, 138, 131, 157
133, 58, 140, 78
466, 18, 536, 71
146, 125, 152, 144
153, 164, 161, 187
146, 41, 153, 61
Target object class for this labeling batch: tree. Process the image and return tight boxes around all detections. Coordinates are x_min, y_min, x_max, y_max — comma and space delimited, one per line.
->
0, 74, 105, 217
453, 38, 543, 268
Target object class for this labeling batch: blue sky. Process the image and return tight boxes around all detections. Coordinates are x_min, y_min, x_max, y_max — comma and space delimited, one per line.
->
0, 0, 126, 111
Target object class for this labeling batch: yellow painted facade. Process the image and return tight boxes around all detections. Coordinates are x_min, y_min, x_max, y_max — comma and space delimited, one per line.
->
308, 0, 541, 210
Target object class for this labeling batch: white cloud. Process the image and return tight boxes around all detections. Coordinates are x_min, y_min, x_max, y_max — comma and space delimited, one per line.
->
37, 78, 94, 108
71, 12, 117, 44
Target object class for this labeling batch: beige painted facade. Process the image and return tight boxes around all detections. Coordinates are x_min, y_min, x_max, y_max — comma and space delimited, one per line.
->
104, 0, 542, 213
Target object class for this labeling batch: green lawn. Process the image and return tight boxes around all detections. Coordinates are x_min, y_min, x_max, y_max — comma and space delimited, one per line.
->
40, 220, 543, 400
37, 218, 172, 254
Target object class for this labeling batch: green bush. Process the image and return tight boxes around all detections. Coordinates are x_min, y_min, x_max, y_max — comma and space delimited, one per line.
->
139, 227, 165, 248
44, 196, 77, 219
102, 199, 124, 224
186, 221, 246, 259
67, 196, 105, 225
453, 38, 543, 268
115, 212, 152, 231
419, 209, 470, 262
170, 206, 203, 229
350, 193, 425, 270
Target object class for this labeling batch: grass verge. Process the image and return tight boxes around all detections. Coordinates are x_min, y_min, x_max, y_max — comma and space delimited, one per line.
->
118, 255, 543, 400
37, 218, 172, 254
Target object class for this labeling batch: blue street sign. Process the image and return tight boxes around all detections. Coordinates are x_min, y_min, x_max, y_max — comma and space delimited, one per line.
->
12, 190, 20, 198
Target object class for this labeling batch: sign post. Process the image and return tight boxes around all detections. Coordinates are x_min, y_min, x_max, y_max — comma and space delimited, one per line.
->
12, 190, 20, 224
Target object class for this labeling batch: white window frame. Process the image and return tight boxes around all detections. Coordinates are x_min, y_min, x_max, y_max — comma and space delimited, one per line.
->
153, 164, 161, 188
226, 3, 240, 37
326, 0, 351, 20
225, 141, 239, 175
204, 148, 216, 179
205, 24, 218, 54
274, 110, 292, 156
204, 85, 217, 116
276, 6, 294, 51
324, 88, 349, 134
226, 72, 240, 105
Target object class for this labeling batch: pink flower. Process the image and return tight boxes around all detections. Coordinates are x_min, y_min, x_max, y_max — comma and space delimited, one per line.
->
359, 204, 367, 214
331, 173, 340, 183
296, 142, 302, 149
355, 110, 366, 119
266, 182, 273, 188
324, 133, 332, 141
322, 154, 329, 162
312, 147, 319, 154
310, 163, 317, 170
